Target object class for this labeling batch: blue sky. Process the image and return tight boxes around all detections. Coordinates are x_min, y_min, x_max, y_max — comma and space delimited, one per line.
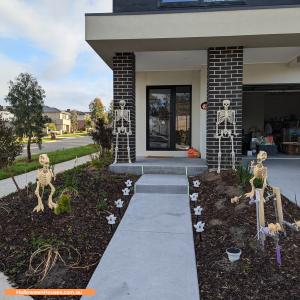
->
0, 0, 113, 111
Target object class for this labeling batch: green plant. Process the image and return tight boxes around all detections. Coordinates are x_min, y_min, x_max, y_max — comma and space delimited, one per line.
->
96, 199, 108, 212
54, 194, 71, 215
236, 164, 252, 187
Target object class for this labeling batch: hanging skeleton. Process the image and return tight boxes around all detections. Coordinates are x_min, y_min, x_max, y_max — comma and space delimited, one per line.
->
113, 100, 132, 164
34, 154, 57, 213
215, 100, 238, 173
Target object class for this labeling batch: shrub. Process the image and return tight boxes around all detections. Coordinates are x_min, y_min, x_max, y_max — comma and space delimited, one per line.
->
96, 199, 108, 212
54, 194, 71, 215
236, 163, 265, 189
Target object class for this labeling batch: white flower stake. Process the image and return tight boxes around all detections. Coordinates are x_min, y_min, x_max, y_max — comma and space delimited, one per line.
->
125, 179, 133, 188
190, 193, 198, 203
106, 214, 117, 233
194, 221, 205, 242
106, 214, 117, 225
122, 188, 130, 196
194, 221, 205, 233
193, 180, 201, 188
115, 199, 124, 216
194, 206, 203, 216
115, 199, 124, 208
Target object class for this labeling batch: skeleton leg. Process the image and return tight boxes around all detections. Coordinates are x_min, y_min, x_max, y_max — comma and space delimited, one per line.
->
217, 136, 222, 174
245, 177, 256, 199
48, 182, 57, 210
230, 134, 236, 171
33, 182, 44, 212
127, 132, 131, 164
114, 133, 119, 164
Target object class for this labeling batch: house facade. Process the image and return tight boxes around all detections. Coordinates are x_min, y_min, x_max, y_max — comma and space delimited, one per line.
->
85, 0, 300, 170
43, 106, 71, 133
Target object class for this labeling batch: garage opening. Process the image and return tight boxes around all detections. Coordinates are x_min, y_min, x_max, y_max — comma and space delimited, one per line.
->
243, 84, 300, 156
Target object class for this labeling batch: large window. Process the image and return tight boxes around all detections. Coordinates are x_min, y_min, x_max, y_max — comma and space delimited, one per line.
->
147, 86, 191, 151
159, 0, 246, 7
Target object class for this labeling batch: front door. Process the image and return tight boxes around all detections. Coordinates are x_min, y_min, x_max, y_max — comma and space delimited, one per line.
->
147, 86, 191, 151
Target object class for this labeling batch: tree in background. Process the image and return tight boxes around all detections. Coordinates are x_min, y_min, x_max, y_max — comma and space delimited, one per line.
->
5, 73, 48, 161
91, 118, 112, 157
70, 110, 78, 133
47, 122, 56, 132
0, 117, 23, 191
107, 100, 114, 125
89, 97, 108, 123
84, 114, 92, 129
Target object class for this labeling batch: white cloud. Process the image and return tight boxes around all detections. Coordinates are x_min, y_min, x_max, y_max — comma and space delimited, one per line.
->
0, 0, 113, 111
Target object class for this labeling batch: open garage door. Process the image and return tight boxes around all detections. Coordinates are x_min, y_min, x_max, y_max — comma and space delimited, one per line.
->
243, 84, 300, 156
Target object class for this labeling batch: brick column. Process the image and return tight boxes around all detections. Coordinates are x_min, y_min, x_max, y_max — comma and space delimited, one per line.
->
113, 52, 136, 163
206, 47, 244, 171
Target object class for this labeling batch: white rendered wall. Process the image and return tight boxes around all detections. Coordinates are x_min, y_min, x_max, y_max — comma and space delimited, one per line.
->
136, 70, 207, 158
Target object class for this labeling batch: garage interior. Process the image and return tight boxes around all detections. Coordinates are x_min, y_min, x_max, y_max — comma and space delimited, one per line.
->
243, 85, 300, 156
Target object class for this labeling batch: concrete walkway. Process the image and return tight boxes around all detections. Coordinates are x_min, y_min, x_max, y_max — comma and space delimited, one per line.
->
84, 175, 200, 300
0, 155, 93, 198
0, 273, 32, 300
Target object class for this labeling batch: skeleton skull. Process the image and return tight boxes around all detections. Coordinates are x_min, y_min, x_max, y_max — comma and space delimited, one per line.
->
39, 154, 50, 166
119, 100, 126, 108
257, 151, 268, 163
223, 100, 230, 110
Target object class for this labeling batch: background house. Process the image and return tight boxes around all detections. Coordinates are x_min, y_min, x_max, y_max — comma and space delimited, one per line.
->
43, 106, 71, 133
0, 106, 14, 127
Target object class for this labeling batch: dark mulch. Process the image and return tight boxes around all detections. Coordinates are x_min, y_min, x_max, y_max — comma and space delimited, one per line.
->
189, 171, 300, 300
0, 163, 139, 300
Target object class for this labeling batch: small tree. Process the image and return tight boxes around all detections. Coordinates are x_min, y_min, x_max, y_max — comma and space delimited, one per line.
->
70, 110, 78, 133
84, 114, 92, 129
91, 118, 112, 156
107, 100, 114, 125
5, 73, 48, 161
89, 97, 108, 123
0, 117, 23, 191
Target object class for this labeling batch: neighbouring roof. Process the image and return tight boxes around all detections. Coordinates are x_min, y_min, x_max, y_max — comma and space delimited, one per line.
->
43, 106, 61, 113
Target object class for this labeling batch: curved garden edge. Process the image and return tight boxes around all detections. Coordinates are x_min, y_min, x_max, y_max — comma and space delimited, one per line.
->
0, 158, 139, 300
189, 171, 300, 300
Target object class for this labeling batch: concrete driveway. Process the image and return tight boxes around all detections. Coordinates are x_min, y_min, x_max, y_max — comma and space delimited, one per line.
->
21, 136, 93, 157
265, 158, 300, 206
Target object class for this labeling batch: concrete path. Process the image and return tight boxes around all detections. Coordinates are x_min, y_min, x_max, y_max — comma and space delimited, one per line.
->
0, 273, 32, 300
0, 155, 93, 198
265, 158, 300, 206
84, 175, 200, 300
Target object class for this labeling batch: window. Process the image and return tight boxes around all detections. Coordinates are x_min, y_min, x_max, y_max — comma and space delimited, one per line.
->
159, 0, 246, 7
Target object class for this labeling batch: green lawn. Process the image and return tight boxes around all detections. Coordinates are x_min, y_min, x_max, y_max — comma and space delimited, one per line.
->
0, 144, 98, 180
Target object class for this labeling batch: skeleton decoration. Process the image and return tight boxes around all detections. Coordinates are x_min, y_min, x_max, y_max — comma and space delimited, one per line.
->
122, 188, 130, 196
215, 100, 238, 174
190, 193, 199, 202
34, 154, 57, 213
193, 180, 201, 188
113, 100, 132, 164
245, 151, 268, 200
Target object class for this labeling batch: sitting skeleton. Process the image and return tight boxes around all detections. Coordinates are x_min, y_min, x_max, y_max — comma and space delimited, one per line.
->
245, 151, 268, 200
33, 154, 57, 213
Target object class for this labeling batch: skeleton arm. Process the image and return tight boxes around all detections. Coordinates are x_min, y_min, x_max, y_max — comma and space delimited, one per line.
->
128, 110, 132, 135
215, 111, 221, 137
232, 110, 238, 136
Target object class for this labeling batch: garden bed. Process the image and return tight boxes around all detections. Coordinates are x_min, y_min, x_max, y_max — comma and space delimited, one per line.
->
189, 171, 300, 300
0, 160, 138, 299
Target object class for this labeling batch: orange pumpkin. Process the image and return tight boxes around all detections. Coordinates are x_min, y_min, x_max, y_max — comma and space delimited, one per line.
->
188, 148, 200, 158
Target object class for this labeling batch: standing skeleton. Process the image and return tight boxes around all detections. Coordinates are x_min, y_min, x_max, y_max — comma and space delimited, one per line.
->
113, 100, 132, 164
215, 100, 238, 173
34, 154, 57, 213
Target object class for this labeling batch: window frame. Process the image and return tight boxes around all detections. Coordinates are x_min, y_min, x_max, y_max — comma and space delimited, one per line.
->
158, 0, 247, 8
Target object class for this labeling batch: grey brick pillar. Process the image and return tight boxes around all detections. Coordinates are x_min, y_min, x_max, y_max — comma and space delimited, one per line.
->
206, 47, 244, 171
113, 52, 136, 163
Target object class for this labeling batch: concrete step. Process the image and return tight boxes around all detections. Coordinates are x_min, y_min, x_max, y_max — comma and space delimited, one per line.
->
135, 174, 188, 194
110, 163, 207, 176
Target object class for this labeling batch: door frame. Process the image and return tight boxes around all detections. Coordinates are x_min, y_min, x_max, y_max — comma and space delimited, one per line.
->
146, 85, 192, 151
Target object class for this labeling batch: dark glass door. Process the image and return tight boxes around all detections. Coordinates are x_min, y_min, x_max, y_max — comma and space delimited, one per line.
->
147, 86, 191, 151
